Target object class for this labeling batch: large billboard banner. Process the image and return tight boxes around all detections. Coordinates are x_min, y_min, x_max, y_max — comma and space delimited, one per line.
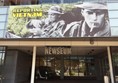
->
6, 2, 111, 38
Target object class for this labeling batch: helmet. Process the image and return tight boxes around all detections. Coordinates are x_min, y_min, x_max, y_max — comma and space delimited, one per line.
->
75, 2, 108, 10
48, 5, 64, 14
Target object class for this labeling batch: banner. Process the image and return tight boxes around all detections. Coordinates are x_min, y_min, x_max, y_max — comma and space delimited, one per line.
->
6, 2, 111, 38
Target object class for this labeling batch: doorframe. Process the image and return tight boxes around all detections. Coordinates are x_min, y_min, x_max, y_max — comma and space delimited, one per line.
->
30, 46, 115, 83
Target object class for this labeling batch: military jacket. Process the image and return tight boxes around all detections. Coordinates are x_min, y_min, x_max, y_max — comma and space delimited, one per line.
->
63, 20, 111, 37
27, 18, 65, 38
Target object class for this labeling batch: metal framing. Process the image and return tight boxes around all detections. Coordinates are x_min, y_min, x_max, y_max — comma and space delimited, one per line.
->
16, 39, 118, 83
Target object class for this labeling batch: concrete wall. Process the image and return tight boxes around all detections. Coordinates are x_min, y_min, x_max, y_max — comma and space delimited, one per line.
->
3, 50, 32, 83
3, 50, 18, 83
15, 51, 32, 83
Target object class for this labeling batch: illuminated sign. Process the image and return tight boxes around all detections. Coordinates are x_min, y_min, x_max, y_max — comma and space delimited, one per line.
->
45, 46, 72, 55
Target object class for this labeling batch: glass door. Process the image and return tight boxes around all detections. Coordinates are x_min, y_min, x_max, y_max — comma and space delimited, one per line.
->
111, 47, 118, 83
64, 56, 79, 77
0, 47, 6, 83
38, 56, 62, 79
64, 56, 96, 78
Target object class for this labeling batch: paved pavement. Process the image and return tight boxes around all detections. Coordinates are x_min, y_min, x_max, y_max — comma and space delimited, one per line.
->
34, 79, 104, 83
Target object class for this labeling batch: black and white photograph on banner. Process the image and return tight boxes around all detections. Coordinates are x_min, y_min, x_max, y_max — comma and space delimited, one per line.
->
26, 5, 66, 38
6, 2, 111, 38
63, 2, 111, 37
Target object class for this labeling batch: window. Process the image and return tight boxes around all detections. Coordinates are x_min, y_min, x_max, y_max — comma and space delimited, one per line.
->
0, 15, 7, 22
0, 23, 6, 29
111, 47, 118, 83
0, 47, 6, 75
0, 30, 5, 38
0, 7, 8, 14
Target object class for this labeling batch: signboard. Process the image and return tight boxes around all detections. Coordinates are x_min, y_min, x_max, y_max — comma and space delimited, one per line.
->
45, 46, 72, 55
6, 2, 111, 38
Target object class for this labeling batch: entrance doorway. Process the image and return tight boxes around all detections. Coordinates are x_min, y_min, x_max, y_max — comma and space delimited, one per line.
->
2, 46, 112, 83
63, 56, 95, 78
36, 46, 109, 82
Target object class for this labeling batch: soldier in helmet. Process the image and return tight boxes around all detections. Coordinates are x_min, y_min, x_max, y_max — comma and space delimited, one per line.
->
27, 5, 65, 38
63, 2, 111, 37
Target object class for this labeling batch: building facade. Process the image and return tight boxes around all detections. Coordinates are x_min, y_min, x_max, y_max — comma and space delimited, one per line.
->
0, 0, 118, 83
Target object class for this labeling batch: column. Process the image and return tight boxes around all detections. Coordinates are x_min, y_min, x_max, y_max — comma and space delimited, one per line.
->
107, 46, 115, 83
30, 46, 37, 83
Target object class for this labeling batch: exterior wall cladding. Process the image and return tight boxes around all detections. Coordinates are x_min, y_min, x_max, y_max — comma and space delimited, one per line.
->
40, 0, 80, 3
38, 0, 118, 3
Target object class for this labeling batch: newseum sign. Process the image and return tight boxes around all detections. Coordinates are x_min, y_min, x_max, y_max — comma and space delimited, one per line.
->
5, 2, 113, 38
45, 46, 72, 55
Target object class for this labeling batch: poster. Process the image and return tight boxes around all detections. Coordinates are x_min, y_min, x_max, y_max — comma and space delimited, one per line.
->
6, 2, 111, 38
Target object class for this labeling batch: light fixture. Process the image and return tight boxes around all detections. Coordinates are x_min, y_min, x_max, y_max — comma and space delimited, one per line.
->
90, 38, 94, 45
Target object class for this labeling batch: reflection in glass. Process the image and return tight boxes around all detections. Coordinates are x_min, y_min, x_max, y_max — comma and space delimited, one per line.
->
111, 47, 118, 83
0, 46, 6, 78
64, 56, 96, 77
37, 54, 109, 79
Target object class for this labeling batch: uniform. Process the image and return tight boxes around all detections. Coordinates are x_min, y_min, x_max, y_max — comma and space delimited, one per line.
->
63, 2, 111, 37
63, 20, 111, 37
26, 5, 65, 38
27, 18, 65, 38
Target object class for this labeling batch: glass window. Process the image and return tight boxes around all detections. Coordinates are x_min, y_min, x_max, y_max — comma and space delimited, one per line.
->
111, 47, 118, 83
0, 7, 8, 14
109, 11, 118, 18
108, 3, 118, 10
0, 47, 5, 68
0, 23, 6, 29
111, 27, 118, 36
109, 19, 118, 26
0, 15, 7, 22
64, 56, 96, 77
0, 29, 5, 38
0, 47, 5, 51
0, 53, 5, 65
0, 47, 5, 78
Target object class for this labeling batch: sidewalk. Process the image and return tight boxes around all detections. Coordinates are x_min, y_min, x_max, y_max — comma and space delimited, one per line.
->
34, 79, 104, 83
